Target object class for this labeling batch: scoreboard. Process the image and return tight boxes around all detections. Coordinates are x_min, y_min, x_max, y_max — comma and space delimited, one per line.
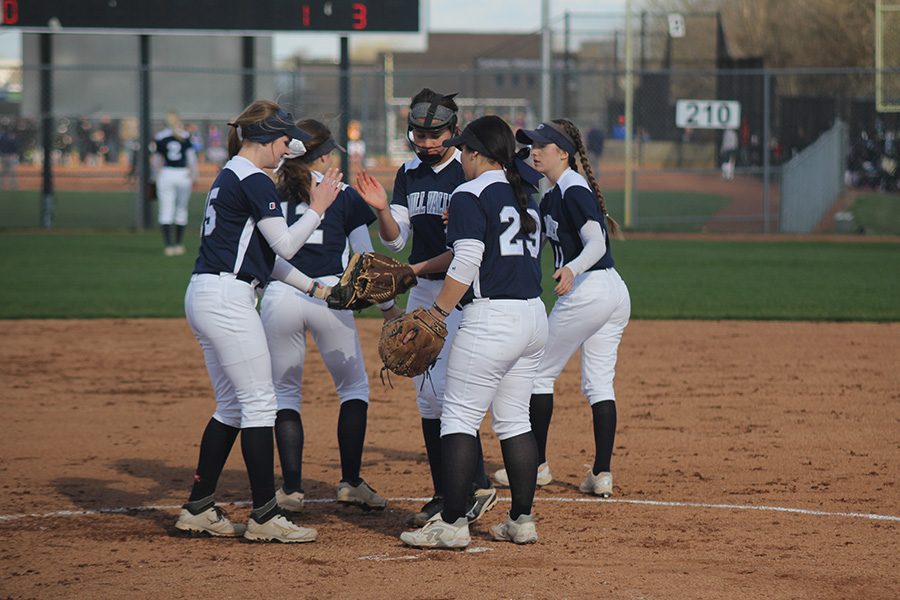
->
1, 0, 420, 33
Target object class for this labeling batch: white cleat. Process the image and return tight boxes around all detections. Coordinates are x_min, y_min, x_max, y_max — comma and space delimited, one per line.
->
174, 504, 245, 537
491, 513, 538, 544
492, 462, 553, 487
243, 513, 317, 543
337, 479, 388, 511
579, 469, 613, 498
275, 488, 305, 512
400, 515, 471, 549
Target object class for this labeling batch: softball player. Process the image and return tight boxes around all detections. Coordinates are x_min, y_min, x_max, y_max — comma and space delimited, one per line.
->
260, 119, 395, 514
354, 88, 496, 527
174, 100, 344, 543
401, 115, 548, 549
153, 112, 198, 256
494, 119, 630, 498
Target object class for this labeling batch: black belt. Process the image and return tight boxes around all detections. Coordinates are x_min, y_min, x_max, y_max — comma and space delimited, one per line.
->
419, 273, 446, 281
235, 273, 261, 287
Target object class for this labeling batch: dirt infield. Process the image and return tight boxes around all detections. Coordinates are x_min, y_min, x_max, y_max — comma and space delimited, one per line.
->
1, 319, 898, 599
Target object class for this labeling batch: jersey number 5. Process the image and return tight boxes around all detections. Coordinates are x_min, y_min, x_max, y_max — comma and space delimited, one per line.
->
498, 206, 540, 258
202, 188, 219, 236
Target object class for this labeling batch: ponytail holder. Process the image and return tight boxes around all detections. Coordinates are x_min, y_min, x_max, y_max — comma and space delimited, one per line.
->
228, 122, 243, 142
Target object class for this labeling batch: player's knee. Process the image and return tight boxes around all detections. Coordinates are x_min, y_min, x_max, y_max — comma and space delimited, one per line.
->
439, 418, 478, 438
213, 407, 242, 429
416, 395, 442, 419
494, 421, 532, 441
336, 379, 369, 403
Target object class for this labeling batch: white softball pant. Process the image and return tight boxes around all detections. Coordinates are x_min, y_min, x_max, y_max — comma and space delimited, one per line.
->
532, 268, 631, 404
406, 278, 462, 419
441, 298, 548, 441
260, 279, 368, 412
157, 167, 193, 226
184, 273, 277, 429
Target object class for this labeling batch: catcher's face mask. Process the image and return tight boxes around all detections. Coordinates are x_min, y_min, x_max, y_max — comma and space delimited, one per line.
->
407, 94, 459, 166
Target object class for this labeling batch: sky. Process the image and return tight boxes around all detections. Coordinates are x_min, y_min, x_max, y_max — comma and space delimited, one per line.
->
0, 0, 631, 62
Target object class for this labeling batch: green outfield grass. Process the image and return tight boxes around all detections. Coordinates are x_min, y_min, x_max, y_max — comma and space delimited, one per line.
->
0, 231, 897, 321
0, 189, 728, 233
850, 192, 900, 236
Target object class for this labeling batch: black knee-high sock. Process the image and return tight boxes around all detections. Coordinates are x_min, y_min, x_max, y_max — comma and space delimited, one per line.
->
188, 418, 240, 502
592, 400, 617, 474
421, 418, 443, 495
174, 224, 186, 244
240, 426, 276, 509
275, 409, 304, 493
337, 400, 368, 485
161, 224, 172, 246
529, 393, 554, 464
472, 432, 491, 489
440, 433, 478, 523
500, 432, 539, 520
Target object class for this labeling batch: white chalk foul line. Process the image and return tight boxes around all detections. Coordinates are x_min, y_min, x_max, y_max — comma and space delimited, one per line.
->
0, 496, 897, 524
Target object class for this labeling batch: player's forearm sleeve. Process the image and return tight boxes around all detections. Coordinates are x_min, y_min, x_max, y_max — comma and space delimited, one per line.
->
564, 220, 606, 277
271, 256, 315, 293
379, 205, 411, 251
258, 210, 323, 259
446, 239, 484, 286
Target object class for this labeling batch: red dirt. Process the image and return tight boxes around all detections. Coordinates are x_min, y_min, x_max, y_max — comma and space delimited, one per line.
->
1, 319, 898, 599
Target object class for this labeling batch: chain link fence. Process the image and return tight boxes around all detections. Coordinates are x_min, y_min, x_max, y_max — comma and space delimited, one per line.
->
1, 28, 897, 234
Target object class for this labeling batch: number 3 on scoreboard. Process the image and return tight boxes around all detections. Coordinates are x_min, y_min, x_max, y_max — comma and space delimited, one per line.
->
352, 3, 367, 30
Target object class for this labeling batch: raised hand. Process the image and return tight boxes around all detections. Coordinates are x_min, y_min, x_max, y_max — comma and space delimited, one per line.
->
355, 171, 389, 211
309, 167, 343, 215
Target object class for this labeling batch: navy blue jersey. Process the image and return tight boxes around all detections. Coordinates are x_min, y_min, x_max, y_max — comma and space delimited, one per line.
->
282, 175, 375, 278
193, 156, 285, 284
391, 151, 465, 265
540, 168, 614, 271
154, 128, 194, 168
446, 170, 543, 304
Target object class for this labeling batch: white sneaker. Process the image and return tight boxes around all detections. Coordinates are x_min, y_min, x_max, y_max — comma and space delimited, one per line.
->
275, 488, 305, 512
579, 469, 613, 497
491, 513, 538, 544
174, 504, 245, 537
493, 462, 553, 487
336, 480, 388, 511
164, 246, 177, 257
244, 513, 317, 543
400, 515, 470, 549
173, 244, 186, 255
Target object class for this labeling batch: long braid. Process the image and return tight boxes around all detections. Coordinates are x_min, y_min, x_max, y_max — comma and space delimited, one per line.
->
554, 119, 624, 240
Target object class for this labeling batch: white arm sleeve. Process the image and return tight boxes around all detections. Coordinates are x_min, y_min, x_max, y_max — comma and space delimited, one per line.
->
446, 239, 485, 286
271, 257, 315, 294
563, 220, 607, 277
257, 210, 323, 259
379, 205, 411, 251
348, 224, 374, 254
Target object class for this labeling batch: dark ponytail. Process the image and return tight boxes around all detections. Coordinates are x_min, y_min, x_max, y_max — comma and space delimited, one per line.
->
468, 115, 536, 234
553, 118, 624, 240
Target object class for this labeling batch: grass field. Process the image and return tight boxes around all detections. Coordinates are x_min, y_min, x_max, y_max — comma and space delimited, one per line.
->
0, 230, 897, 321
850, 192, 900, 236
0, 189, 730, 233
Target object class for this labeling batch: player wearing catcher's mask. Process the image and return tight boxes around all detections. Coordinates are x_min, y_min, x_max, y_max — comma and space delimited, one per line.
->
175, 100, 344, 543
400, 115, 548, 550
260, 119, 396, 514
499, 119, 630, 498
355, 89, 497, 526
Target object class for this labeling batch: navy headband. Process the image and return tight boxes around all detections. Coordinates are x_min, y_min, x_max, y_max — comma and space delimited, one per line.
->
229, 109, 312, 144
301, 137, 345, 163
515, 122, 578, 156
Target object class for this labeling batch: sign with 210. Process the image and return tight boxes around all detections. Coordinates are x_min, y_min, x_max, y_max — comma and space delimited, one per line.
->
675, 100, 741, 129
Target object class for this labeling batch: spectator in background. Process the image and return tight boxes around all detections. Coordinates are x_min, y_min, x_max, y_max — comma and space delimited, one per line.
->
586, 124, 605, 178
611, 115, 626, 140
720, 128, 739, 180
205, 124, 227, 167
347, 119, 366, 176
0, 124, 19, 190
